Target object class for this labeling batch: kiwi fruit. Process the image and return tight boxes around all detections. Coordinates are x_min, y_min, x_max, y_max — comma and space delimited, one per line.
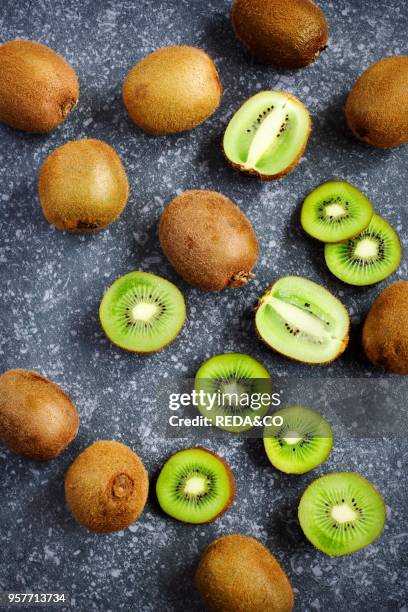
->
264, 406, 333, 474
301, 181, 374, 243
231, 0, 328, 69
156, 447, 235, 524
255, 276, 350, 364
159, 190, 258, 290
362, 281, 408, 374
122, 45, 222, 135
345, 56, 408, 148
195, 353, 272, 432
99, 271, 186, 353
195, 534, 294, 612
65, 440, 148, 533
223, 91, 311, 180
38, 139, 129, 232
0, 369, 79, 461
324, 214, 402, 286
298, 472, 386, 556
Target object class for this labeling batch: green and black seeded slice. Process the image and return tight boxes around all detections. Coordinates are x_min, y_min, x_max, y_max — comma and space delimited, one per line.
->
301, 181, 374, 242
264, 406, 333, 474
156, 448, 235, 524
325, 214, 402, 286
255, 276, 349, 365
298, 472, 386, 557
99, 271, 186, 353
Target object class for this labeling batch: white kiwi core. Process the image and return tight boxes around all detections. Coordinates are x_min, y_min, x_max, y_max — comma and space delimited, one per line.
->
184, 475, 208, 496
131, 302, 158, 322
331, 503, 358, 524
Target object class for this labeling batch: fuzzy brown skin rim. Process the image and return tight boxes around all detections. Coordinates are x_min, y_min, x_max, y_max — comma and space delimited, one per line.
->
345, 121, 407, 149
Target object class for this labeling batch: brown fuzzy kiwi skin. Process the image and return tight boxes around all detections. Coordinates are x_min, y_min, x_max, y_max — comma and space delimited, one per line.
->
195, 534, 295, 612
345, 56, 408, 148
65, 440, 149, 533
254, 277, 350, 365
362, 281, 408, 374
122, 46, 222, 135
0, 369, 79, 461
159, 190, 258, 291
231, 0, 328, 70
38, 139, 129, 232
0, 39, 79, 133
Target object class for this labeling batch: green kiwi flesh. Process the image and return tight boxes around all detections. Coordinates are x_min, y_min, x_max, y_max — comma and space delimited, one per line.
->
195, 353, 272, 433
223, 91, 311, 180
298, 472, 386, 556
255, 276, 350, 364
301, 181, 374, 242
325, 214, 402, 286
156, 447, 235, 524
99, 271, 186, 353
264, 406, 333, 474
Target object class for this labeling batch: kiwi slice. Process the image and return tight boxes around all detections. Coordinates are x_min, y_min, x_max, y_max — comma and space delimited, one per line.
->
156, 447, 235, 524
223, 91, 311, 180
264, 406, 333, 474
298, 472, 386, 556
325, 214, 402, 286
301, 181, 374, 243
255, 276, 350, 365
195, 353, 272, 433
99, 271, 186, 353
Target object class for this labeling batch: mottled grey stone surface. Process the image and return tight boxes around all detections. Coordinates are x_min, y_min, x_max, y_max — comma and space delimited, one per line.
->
0, 0, 407, 610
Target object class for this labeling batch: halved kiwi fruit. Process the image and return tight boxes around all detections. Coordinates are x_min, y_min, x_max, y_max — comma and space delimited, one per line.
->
255, 276, 350, 364
298, 472, 386, 556
223, 91, 311, 180
301, 181, 374, 243
99, 271, 186, 353
325, 214, 402, 286
264, 406, 333, 474
195, 353, 272, 433
156, 447, 235, 524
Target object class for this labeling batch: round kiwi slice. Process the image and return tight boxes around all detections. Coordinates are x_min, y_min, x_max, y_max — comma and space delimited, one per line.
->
195, 353, 272, 433
99, 271, 186, 353
264, 406, 333, 474
156, 447, 235, 524
301, 181, 374, 243
223, 91, 311, 180
298, 472, 386, 556
255, 276, 350, 365
325, 214, 402, 286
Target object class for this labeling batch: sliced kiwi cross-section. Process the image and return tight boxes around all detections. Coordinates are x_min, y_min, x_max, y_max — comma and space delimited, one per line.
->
301, 181, 374, 243
223, 91, 311, 180
325, 214, 402, 286
255, 276, 350, 365
156, 447, 235, 524
298, 472, 386, 556
99, 271, 186, 353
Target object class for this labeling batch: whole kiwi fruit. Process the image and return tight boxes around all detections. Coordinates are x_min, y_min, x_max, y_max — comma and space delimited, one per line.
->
0, 39, 79, 133
38, 139, 129, 232
362, 281, 408, 374
195, 534, 294, 612
231, 0, 328, 69
159, 190, 258, 291
122, 45, 222, 135
0, 369, 79, 461
345, 56, 408, 148
65, 440, 149, 533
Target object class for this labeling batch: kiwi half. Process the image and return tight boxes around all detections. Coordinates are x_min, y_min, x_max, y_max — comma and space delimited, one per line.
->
264, 406, 333, 474
156, 447, 235, 524
301, 181, 374, 242
325, 214, 402, 286
255, 276, 350, 364
298, 472, 386, 556
223, 91, 311, 180
99, 271, 186, 353
195, 353, 272, 433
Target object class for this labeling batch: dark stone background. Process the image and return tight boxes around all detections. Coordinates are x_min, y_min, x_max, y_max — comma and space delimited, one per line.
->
0, 0, 407, 610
